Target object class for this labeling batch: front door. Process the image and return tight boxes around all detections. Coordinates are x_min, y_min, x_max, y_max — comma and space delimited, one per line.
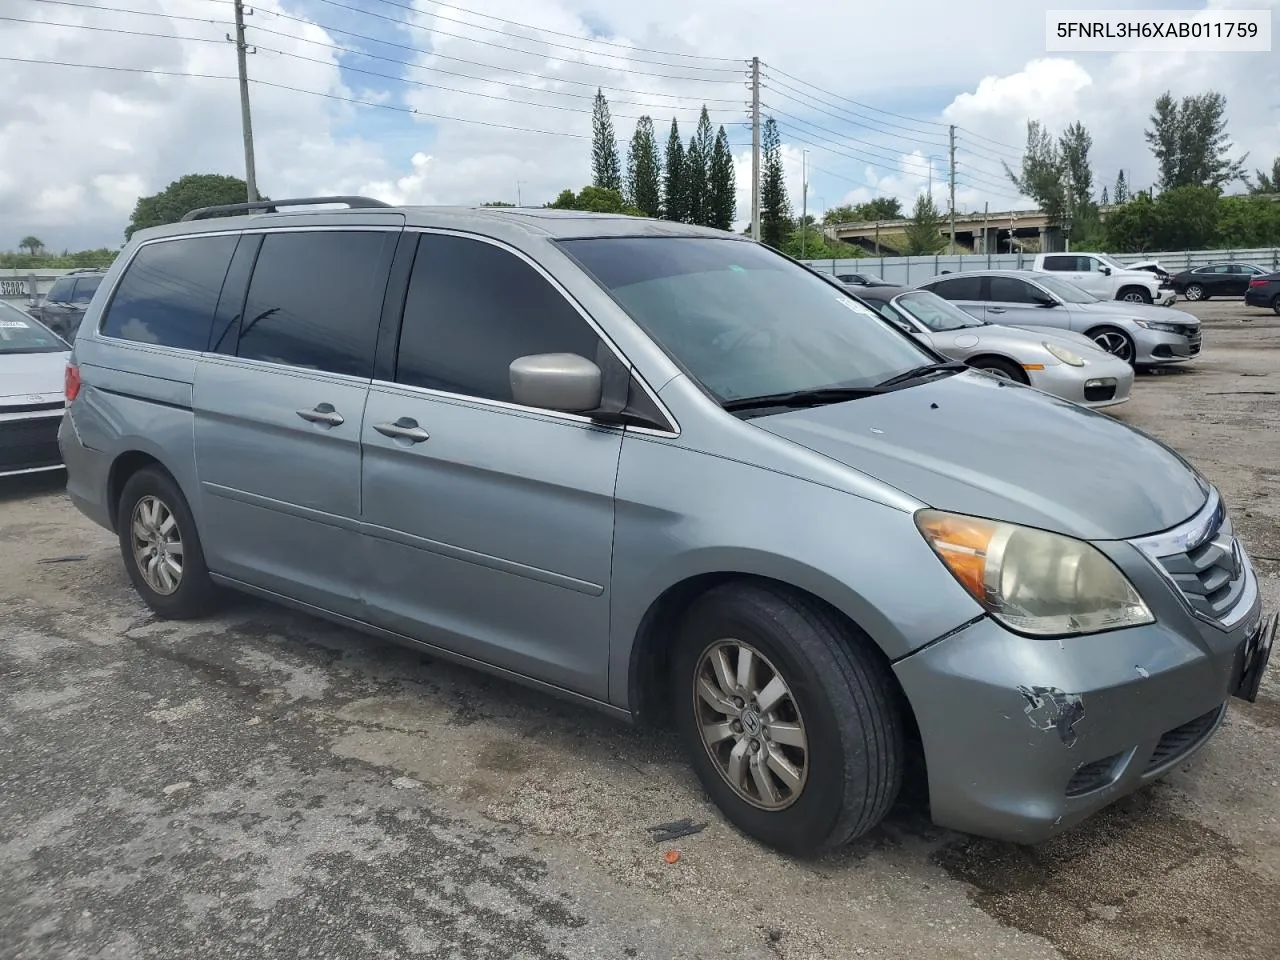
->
194, 227, 399, 615
359, 232, 623, 700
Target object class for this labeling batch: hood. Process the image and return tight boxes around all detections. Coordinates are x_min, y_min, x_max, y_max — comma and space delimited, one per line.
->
0, 351, 69, 403
1073, 300, 1199, 327
753, 372, 1207, 541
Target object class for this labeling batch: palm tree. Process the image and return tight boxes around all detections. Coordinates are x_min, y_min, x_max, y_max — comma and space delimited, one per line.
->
19, 236, 45, 256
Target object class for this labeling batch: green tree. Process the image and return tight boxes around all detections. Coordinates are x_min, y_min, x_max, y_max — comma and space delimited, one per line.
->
546, 185, 640, 215
823, 197, 903, 224
823, 204, 859, 224
126, 173, 263, 240
481, 201, 514, 207
1004, 120, 1068, 223
1100, 186, 1110, 205
626, 116, 663, 218
591, 89, 622, 193
684, 106, 714, 225
1144, 91, 1247, 192
760, 117, 791, 249
1217, 194, 1280, 246
1114, 169, 1129, 204
18, 236, 44, 256
662, 119, 685, 222
783, 223, 862, 260
1102, 193, 1159, 251
1151, 186, 1220, 249
1251, 157, 1280, 194
707, 125, 736, 230
903, 191, 945, 255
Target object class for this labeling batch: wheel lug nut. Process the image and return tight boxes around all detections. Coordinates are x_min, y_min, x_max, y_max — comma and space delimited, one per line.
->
750, 739, 761, 752
733, 697, 744, 709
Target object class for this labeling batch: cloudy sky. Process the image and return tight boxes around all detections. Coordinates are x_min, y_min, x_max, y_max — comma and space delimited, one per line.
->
2, 0, 1277, 250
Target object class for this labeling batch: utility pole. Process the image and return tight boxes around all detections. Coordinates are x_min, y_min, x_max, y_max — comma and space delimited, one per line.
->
750, 56, 760, 243
982, 200, 989, 258
800, 149, 808, 259
516, 180, 526, 206
231, 0, 258, 203
948, 124, 957, 255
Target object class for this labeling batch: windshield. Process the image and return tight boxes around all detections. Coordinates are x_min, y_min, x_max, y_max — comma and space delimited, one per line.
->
893, 291, 984, 331
1031, 274, 1099, 304
0, 302, 67, 354
1096, 254, 1126, 270
559, 237, 933, 403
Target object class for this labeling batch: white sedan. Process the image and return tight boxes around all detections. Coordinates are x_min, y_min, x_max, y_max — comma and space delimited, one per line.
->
0, 300, 70, 478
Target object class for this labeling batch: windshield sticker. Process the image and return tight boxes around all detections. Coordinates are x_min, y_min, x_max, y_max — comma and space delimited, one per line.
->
0, 320, 31, 329
834, 296, 878, 318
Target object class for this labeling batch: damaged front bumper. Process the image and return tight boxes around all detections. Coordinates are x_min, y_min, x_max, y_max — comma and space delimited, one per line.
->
893, 531, 1268, 844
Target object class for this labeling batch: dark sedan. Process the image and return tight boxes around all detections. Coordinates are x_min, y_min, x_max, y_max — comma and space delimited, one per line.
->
1244, 272, 1280, 316
1170, 262, 1271, 301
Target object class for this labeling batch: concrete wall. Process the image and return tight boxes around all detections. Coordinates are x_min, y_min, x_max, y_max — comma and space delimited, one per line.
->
801, 247, 1280, 286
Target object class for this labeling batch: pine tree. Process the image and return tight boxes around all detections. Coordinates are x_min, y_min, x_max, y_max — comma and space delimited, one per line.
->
1100, 186, 1109, 205
903, 192, 945, 255
708, 125, 736, 230
760, 116, 790, 249
684, 107, 714, 225
591, 89, 622, 192
1114, 169, 1129, 204
626, 116, 662, 218
663, 119, 686, 222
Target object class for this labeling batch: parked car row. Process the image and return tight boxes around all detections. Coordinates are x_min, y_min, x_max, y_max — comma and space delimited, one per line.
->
6, 199, 1273, 861
0, 300, 70, 479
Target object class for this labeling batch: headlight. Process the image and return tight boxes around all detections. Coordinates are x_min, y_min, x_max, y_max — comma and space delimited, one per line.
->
1132, 319, 1190, 335
1043, 342, 1086, 366
915, 510, 1154, 637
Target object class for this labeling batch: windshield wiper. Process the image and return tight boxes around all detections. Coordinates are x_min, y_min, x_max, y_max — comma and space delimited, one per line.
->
721, 385, 884, 413
874, 360, 968, 389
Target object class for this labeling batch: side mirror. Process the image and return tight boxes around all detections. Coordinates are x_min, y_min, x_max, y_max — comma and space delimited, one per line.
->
1035, 295, 1058, 307
1101, 266, 1112, 275
509, 353, 602, 413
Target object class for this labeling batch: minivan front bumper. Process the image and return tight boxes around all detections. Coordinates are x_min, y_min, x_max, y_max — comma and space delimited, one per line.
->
893, 535, 1268, 843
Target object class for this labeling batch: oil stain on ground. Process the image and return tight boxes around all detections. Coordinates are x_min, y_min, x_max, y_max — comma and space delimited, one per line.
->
933, 789, 1280, 960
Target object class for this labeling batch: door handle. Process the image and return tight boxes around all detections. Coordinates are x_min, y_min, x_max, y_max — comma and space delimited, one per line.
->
374, 417, 429, 443
296, 403, 344, 426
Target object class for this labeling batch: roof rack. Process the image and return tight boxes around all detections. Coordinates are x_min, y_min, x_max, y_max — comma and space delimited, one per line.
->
180, 195, 392, 222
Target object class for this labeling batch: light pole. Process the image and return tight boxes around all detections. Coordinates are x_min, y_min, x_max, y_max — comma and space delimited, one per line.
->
800, 150, 808, 259
516, 179, 526, 207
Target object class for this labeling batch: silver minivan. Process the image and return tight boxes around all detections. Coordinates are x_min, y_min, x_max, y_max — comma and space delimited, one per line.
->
59, 199, 1274, 856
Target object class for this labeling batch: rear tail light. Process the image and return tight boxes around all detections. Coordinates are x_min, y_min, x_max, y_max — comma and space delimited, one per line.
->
1249, 277, 1268, 288
64, 362, 81, 402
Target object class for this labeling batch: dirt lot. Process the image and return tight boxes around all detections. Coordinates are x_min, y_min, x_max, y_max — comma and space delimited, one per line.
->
2, 297, 1277, 960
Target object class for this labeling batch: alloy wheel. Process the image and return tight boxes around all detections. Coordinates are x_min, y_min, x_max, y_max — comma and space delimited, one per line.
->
693, 639, 809, 810
1122, 290, 1147, 303
1092, 330, 1134, 363
1185, 284, 1204, 301
131, 495, 184, 595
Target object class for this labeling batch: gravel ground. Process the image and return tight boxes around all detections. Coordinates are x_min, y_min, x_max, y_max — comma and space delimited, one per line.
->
1, 296, 1277, 960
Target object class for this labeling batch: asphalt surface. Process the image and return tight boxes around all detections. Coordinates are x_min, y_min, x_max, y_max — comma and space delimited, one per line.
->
2, 297, 1277, 960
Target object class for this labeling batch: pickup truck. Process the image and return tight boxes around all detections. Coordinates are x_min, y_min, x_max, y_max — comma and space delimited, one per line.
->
1030, 253, 1176, 305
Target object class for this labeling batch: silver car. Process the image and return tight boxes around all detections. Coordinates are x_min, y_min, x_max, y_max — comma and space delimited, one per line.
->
918, 270, 1201, 367
58, 198, 1273, 856
0, 301, 70, 478
853, 286, 1133, 408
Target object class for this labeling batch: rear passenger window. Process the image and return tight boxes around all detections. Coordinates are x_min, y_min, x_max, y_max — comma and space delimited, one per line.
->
395, 233, 605, 403
72, 277, 101, 303
1041, 255, 1075, 271
988, 276, 1040, 303
101, 235, 237, 349
236, 231, 395, 378
926, 275, 983, 301
47, 279, 75, 302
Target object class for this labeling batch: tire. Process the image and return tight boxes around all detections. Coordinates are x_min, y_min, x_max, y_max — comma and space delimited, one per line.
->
671, 582, 904, 857
1273, 295, 1280, 316
1184, 284, 1205, 302
1118, 286, 1153, 304
1088, 326, 1137, 366
969, 356, 1027, 383
117, 466, 221, 619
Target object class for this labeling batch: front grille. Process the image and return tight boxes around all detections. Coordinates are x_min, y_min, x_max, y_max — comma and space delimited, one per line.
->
0, 416, 62, 472
1144, 706, 1223, 773
1066, 752, 1123, 797
1155, 511, 1247, 620
1187, 330, 1202, 355
1084, 383, 1117, 402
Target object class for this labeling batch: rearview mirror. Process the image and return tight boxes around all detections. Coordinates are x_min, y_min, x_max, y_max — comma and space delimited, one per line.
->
510, 353, 603, 413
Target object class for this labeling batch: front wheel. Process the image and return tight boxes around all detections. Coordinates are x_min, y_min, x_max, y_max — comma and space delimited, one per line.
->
117, 466, 222, 619
672, 583, 904, 857
1118, 286, 1153, 304
1184, 284, 1206, 302
970, 356, 1027, 383
1273, 295, 1280, 316
1089, 327, 1137, 366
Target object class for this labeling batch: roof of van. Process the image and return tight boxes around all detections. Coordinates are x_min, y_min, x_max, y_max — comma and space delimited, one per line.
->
133, 203, 748, 245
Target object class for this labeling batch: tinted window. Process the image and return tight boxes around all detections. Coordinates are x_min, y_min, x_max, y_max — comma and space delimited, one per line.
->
71, 276, 102, 303
47, 278, 75, 301
925, 274, 983, 300
989, 276, 1041, 303
1041, 255, 1076, 271
560, 237, 931, 403
101, 235, 237, 349
237, 231, 394, 378
396, 233, 604, 402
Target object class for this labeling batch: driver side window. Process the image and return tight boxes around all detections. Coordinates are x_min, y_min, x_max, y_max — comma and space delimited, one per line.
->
395, 233, 608, 404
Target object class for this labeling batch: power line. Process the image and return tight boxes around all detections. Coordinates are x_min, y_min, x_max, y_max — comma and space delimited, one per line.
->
763, 63, 949, 131
12, 17, 740, 126
762, 72, 950, 145
32, 0, 744, 105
